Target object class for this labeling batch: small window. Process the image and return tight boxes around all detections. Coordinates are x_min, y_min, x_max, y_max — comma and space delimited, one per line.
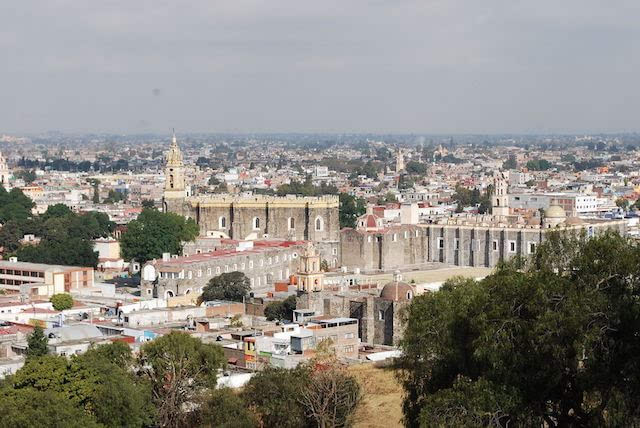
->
288, 217, 295, 230
509, 241, 516, 252
253, 217, 260, 230
454, 239, 460, 250
404, 231, 408, 239
528, 242, 536, 254
492, 240, 498, 251
392, 233, 397, 242
315, 217, 323, 231
378, 310, 385, 321
219, 216, 226, 229
437, 238, 444, 249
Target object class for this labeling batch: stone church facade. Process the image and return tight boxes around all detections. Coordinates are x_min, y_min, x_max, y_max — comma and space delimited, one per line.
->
161, 135, 340, 263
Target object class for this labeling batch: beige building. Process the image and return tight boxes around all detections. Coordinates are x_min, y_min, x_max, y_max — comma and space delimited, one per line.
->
0, 259, 94, 297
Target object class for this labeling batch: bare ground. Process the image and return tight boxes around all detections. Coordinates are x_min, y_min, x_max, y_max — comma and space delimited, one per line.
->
350, 363, 405, 428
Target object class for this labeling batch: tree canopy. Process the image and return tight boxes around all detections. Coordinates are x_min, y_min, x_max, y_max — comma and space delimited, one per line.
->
264, 295, 297, 321
201, 271, 251, 302
50, 293, 74, 311
339, 193, 366, 229
138, 331, 225, 427
120, 208, 199, 263
6, 343, 154, 428
26, 325, 48, 358
399, 231, 640, 427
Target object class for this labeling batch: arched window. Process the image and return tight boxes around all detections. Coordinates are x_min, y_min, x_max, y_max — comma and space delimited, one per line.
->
253, 217, 260, 230
315, 216, 323, 232
288, 217, 295, 230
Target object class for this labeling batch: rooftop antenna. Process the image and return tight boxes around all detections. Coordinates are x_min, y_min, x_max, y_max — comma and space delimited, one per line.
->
172, 128, 177, 144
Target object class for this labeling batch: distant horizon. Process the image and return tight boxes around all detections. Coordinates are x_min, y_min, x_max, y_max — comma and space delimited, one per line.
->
4, 130, 640, 138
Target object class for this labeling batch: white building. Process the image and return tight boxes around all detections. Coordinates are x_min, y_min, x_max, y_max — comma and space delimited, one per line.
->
0, 151, 10, 187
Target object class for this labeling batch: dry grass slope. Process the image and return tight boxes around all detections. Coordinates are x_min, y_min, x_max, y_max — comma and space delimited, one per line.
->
350, 363, 404, 428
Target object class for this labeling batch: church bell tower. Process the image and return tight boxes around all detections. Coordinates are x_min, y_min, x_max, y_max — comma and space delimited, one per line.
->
492, 171, 510, 217
297, 243, 325, 293
163, 131, 186, 212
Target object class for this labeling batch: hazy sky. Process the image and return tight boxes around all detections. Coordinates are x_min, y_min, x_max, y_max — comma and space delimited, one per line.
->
1, 0, 639, 134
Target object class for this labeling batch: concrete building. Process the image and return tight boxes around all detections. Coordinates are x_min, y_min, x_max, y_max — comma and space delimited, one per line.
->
0, 259, 94, 297
509, 192, 608, 216
290, 317, 359, 359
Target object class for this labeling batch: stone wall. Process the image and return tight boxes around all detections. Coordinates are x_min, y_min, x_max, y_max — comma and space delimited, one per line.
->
164, 195, 340, 243
341, 220, 626, 271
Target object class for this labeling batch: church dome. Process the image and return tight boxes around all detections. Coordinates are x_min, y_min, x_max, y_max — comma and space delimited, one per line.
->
544, 205, 566, 219
357, 213, 383, 230
380, 271, 415, 302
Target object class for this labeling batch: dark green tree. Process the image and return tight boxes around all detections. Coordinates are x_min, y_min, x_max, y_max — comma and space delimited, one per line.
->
502, 154, 518, 169
120, 208, 199, 263
339, 193, 366, 229
243, 366, 311, 428
264, 295, 297, 321
202, 271, 251, 302
26, 325, 48, 358
399, 231, 640, 427
141, 199, 155, 209
0, 388, 101, 428
197, 388, 258, 428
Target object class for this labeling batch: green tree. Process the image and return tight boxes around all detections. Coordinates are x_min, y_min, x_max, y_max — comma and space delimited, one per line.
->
502, 154, 518, 169
264, 295, 297, 321
26, 325, 48, 358
138, 331, 225, 428
0, 388, 101, 428
120, 209, 199, 263
405, 161, 427, 175
339, 193, 366, 229
141, 199, 155, 209
0, 219, 24, 253
399, 231, 640, 427
243, 366, 311, 428
50, 293, 74, 311
202, 271, 251, 302
11, 348, 153, 428
616, 198, 629, 210
197, 388, 258, 428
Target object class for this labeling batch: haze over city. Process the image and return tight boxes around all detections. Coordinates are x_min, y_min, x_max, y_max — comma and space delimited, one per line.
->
2, 0, 640, 134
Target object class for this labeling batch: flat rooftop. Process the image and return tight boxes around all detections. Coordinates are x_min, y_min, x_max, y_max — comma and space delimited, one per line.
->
0, 260, 90, 272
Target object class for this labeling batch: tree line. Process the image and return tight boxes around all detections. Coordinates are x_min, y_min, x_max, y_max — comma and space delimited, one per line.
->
4, 328, 361, 428
0, 189, 113, 268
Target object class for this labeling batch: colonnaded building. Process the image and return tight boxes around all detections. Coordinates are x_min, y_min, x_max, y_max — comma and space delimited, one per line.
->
340, 174, 627, 272
161, 134, 340, 262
